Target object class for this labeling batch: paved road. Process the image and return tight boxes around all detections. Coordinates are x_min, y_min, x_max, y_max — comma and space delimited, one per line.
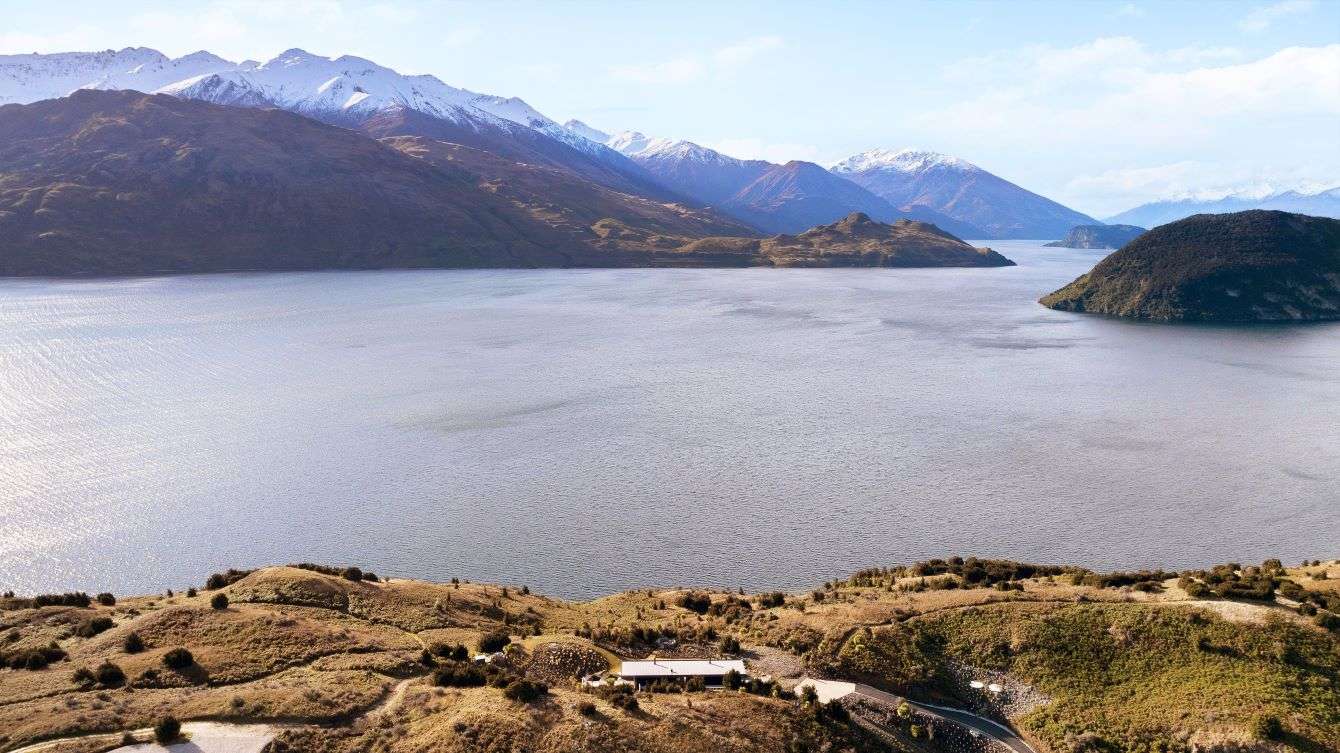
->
852, 683, 1038, 753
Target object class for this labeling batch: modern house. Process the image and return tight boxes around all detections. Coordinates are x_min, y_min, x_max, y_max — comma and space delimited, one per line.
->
616, 658, 747, 688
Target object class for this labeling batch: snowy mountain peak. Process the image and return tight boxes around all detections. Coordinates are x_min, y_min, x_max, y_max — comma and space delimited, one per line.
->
831, 148, 976, 175
606, 130, 749, 166
562, 119, 610, 144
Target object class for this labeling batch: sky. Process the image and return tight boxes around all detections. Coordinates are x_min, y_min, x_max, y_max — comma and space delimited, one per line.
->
2, 0, 1337, 217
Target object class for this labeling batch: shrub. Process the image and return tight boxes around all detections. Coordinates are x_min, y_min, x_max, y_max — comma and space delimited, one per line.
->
72, 666, 97, 687
431, 661, 487, 687
578, 700, 597, 716
362, 571, 379, 582
74, 616, 114, 638
757, 592, 785, 608
5, 644, 67, 670
186, 587, 197, 597
1316, 612, 1340, 631
478, 630, 511, 654
341, 567, 363, 582
204, 569, 253, 590
154, 716, 181, 744
33, 592, 91, 608
162, 647, 194, 669
675, 592, 712, 614
96, 592, 116, 607
503, 678, 548, 702
211, 593, 229, 610
1250, 714, 1283, 740
611, 691, 639, 711
95, 661, 126, 687
124, 632, 145, 653
722, 669, 743, 690
720, 635, 741, 654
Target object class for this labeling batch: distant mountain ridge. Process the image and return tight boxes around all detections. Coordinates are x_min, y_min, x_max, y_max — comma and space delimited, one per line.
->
0, 91, 1011, 275
831, 148, 1098, 239
3, 46, 1097, 241
1045, 224, 1146, 250
0, 46, 671, 201
1106, 187, 1340, 229
601, 129, 981, 236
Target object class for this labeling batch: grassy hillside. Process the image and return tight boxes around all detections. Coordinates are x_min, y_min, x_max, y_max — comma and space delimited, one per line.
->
1, 558, 1336, 753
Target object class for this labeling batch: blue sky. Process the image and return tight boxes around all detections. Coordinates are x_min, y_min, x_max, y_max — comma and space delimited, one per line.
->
3, 0, 1337, 216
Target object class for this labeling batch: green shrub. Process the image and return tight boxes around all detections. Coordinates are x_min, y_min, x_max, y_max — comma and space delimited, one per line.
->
124, 632, 145, 653
211, 593, 229, 610
95, 592, 116, 606
578, 700, 597, 716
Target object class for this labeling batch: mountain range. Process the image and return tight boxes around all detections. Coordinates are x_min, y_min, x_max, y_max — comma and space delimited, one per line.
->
0, 46, 1098, 241
1106, 187, 1340, 229
0, 91, 1020, 274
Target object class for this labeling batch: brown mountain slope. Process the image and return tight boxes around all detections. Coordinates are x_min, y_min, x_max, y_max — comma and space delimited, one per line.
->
1040, 210, 1340, 321
0, 92, 1010, 275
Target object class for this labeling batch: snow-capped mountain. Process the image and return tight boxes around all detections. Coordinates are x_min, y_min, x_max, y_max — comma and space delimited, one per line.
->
0, 47, 669, 200
562, 119, 610, 144
1106, 187, 1340, 228
601, 131, 977, 235
606, 131, 774, 205
832, 148, 1096, 239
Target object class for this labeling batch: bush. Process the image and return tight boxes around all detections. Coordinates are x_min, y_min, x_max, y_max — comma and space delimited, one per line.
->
610, 691, 639, 711
341, 567, 363, 582
124, 632, 145, 653
95, 661, 126, 687
4, 644, 67, 670
204, 569, 254, 590
675, 592, 712, 614
33, 592, 91, 608
162, 647, 194, 669
1316, 612, 1340, 631
720, 635, 741, 654
72, 666, 97, 687
431, 661, 486, 688
503, 678, 548, 702
74, 616, 115, 638
211, 593, 229, 610
96, 592, 116, 606
154, 716, 181, 743
757, 592, 785, 608
1251, 714, 1283, 740
577, 700, 597, 716
478, 630, 511, 654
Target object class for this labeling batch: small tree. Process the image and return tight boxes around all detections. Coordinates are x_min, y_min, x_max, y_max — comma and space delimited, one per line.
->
719, 635, 741, 654
96, 592, 116, 607
722, 669, 743, 690
341, 567, 363, 582
211, 592, 229, 610
124, 632, 145, 654
154, 716, 181, 743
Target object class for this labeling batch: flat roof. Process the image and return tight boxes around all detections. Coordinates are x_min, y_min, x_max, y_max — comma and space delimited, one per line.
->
617, 659, 746, 678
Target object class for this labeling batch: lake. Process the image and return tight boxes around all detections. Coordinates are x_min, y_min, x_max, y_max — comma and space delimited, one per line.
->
1, 241, 1337, 599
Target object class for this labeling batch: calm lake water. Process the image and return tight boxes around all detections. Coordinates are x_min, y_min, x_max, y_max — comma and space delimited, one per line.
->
1, 242, 1337, 599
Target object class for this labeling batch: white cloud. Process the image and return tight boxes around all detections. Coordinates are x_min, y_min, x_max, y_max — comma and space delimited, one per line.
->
1239, 0, 1317, 32
1068, 161, 1340, 215
707, 138, 823, 164
920, 41, 1340, 214
0, 25, 107, 54
1115, 3, 1145, 18
610, 36, 783, 84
